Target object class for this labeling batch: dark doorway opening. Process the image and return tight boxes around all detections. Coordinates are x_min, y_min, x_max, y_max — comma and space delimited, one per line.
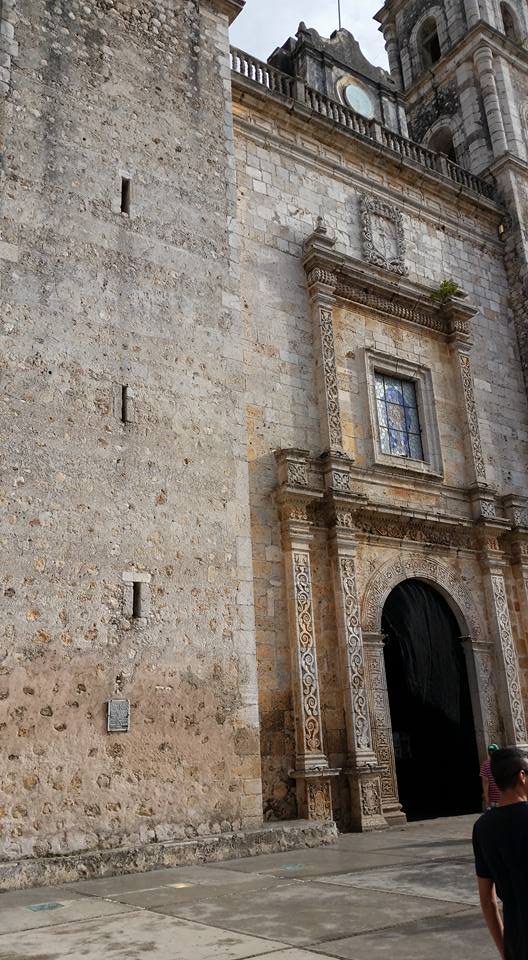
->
382, 579, 481, 822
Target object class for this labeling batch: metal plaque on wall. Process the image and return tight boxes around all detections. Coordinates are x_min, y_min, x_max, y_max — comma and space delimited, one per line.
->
107, 699, 130, 733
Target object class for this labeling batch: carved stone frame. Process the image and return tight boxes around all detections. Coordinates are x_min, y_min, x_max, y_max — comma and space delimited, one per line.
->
360, 553, 504, 819
364, 348, 444, 480
360, 193, 408, 276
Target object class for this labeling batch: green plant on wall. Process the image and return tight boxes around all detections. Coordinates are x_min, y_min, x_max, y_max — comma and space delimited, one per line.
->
430, 279, 461, 303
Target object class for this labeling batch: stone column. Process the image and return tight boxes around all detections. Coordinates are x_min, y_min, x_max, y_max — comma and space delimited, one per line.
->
449, 332, 488, 489
280, 501, 337, 820
328, 519, 386, 831
303, 223, 345, 457
481, 559, 528, 747
474, 45, 508, 159
464, 0, 481, 29
493, 57, 527, 161
384, 26, 403, 91
363, 632, 406, 825
469, 639, 504, 750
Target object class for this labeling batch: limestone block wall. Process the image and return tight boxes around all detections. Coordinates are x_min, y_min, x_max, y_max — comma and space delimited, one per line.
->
234, 100, 528, 818
0, 0, 262, 861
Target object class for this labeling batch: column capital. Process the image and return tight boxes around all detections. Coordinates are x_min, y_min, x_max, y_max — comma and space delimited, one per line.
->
474, 43, 494, 71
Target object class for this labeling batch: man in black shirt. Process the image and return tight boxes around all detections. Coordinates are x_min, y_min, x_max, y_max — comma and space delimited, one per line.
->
473, 746, 528, 960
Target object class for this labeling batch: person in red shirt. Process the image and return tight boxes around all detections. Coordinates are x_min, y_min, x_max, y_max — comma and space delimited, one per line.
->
481, 744, 501, 809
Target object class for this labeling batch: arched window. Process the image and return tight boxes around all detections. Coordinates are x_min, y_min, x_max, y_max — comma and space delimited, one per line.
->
428, 126, 457, 163
501, 2, 518, 40
419, 17, 442, 68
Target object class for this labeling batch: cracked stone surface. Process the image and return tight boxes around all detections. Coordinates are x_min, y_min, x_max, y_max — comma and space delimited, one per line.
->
0, 816, 496, 960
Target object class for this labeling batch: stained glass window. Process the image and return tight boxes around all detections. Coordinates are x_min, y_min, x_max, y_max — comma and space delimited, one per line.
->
375, 372, 424, 460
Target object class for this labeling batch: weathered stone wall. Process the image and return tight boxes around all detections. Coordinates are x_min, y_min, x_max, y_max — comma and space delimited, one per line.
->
0, 0, 262, 861
234, 96, 528, 818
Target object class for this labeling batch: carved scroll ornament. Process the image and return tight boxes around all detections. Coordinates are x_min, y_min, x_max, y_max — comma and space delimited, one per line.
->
320, 308, 343, 451
458, 353, 487, 484
474, 646, 502, 747
340, 557, 372, 751
293, 552, 323, 753
490, 574, 527, 743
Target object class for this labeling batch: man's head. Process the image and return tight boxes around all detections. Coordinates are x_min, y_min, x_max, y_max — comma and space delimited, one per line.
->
490, 746, 528, 795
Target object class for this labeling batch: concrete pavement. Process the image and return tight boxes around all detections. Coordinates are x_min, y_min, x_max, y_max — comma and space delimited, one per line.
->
0, 814, 497, 960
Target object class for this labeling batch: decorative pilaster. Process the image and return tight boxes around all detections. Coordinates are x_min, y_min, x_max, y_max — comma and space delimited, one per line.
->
303, 221, 345, 456
505, 498, 528, 663
363, 632, 405, 825
448, 325, 488, 488
482, 561, 528, 746
277, 483, 338, 820
464, 0, 481, 28
328, 510, 386, 831
384, 26, 403, 91
470, 640, 503, 749
474, 45, 508, 159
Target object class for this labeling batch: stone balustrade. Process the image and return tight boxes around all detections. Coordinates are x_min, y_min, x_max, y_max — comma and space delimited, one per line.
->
230, 47, 496, 202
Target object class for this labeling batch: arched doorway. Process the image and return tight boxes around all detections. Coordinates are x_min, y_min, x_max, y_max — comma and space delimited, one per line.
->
382, 578, 481, 821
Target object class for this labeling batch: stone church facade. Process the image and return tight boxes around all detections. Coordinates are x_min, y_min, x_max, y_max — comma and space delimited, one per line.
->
2, 0, 528, 871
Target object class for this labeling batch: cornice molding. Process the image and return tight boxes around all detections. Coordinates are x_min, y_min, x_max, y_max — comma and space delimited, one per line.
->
207, 0, 244, 24
274, 449, 524, 553
302, 225, 477, 340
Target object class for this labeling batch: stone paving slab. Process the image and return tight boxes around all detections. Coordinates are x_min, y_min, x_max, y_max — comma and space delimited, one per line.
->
100, 875, 285, 909
0, 816, 489, 960
203, 848, 417, 879
0, 896, 134, 934
314, 909, 496, 960
0, 912, 290, 960
155, 879, 469, 946
68, 864, 278, 898
316, 858, 479, 906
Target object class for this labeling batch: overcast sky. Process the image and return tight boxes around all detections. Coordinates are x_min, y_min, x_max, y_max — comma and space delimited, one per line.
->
230, 1, 388, 68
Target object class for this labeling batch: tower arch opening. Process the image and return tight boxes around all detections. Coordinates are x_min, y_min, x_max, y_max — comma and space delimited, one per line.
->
382, 578, 481, 821
427, 124, 457, 162
501, 2, 519, 40
418, 17, 442, 69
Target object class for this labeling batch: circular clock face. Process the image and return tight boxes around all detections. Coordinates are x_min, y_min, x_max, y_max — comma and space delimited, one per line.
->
344, 83, 375, 119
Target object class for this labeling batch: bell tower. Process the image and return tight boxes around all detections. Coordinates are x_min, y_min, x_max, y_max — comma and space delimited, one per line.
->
375, 0, 528, 387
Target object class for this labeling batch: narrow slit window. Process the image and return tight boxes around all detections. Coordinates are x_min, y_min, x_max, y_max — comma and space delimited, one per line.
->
121, 384, 129, 423
121, 177, 131, 214
119, 384, 134, 424
132, 581, 142, 619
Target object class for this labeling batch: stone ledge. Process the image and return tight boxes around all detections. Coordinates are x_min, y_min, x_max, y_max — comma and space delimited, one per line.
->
0, 819, 338, 892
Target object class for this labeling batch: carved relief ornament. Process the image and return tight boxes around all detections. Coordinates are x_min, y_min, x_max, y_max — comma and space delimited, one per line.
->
320, 307, 344, 451
473, 644, 502, 747
306, 779, 332, 819
360, 193, 408, 276
339, 557, 372, 752
490, 573, 527, 743
362, 554, 482, 640
458, 353, 487, 484
292, 551, 324, 753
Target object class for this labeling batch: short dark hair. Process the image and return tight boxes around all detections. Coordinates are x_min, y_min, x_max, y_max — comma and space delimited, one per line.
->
490, 746, 528, 791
